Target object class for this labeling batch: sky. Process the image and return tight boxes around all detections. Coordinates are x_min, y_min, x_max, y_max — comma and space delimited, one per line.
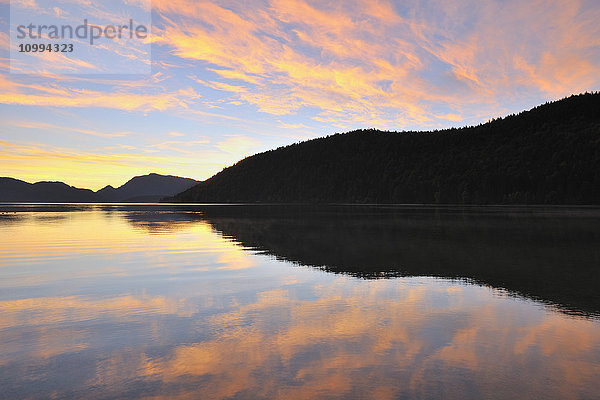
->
1, 0, 599, 190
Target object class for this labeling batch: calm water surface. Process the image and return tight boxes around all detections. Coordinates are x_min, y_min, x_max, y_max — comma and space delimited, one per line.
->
1, 204, 599, 400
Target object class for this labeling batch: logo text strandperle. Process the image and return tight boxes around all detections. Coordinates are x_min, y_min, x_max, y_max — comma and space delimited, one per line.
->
16, 19, 148, 45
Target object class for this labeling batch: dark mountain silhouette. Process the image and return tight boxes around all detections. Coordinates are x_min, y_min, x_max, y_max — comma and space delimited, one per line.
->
0, 177, 98, 202
171, 93, 600, 204
0, 173, 198, 203
96, 173, 198, 202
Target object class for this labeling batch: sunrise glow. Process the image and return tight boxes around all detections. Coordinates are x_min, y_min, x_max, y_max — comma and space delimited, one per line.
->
1, 0, 599, 189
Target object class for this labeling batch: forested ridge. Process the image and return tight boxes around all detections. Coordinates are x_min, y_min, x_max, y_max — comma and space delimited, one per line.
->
172, 93, 600, 204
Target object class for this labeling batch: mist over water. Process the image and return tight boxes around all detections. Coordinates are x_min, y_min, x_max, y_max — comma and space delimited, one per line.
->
1, 204, 599, 399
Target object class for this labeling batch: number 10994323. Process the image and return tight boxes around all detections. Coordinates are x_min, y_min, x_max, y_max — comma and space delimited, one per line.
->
18, 43, 74, 52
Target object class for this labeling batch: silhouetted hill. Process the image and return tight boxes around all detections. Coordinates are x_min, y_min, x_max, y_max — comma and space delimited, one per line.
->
172, 93, 600, 204
0, 173, 198, 203
96, 173, 198, 202
0, 177, 98, 202
96, 185, 118, 201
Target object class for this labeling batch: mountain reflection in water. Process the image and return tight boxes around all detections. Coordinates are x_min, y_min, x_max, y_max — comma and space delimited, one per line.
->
1, 204, 599, 400
126, 204, 599, 317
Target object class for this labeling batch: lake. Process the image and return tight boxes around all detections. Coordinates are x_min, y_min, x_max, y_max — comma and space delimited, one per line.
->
1, 204, 599, 399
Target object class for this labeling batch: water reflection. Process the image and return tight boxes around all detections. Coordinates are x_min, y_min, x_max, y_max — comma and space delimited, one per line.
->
150, 204, 599, 317
1, 204, 599, 399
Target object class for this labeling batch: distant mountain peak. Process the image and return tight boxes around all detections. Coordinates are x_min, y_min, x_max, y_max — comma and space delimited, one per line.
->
0, 177, 98, 203
1, 174, 199, 203
97, 173, 199, 202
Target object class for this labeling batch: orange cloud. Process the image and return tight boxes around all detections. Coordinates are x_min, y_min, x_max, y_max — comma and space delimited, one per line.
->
5, 120, 134, 138
0, 84, 200, 112
151, 0, 435, 127
148, 0, 600, 128
5, 0, 596, 130
2, 0, 600, 190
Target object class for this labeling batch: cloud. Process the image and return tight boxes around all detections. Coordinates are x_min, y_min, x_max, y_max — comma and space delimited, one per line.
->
2, 0, 600, 189
150, 0, 600, 128
215, 134, 262, 155
151, 0, 432, 127
5, 0, 598, 128
5, 120, 134, 138
0, 73, 201, 112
